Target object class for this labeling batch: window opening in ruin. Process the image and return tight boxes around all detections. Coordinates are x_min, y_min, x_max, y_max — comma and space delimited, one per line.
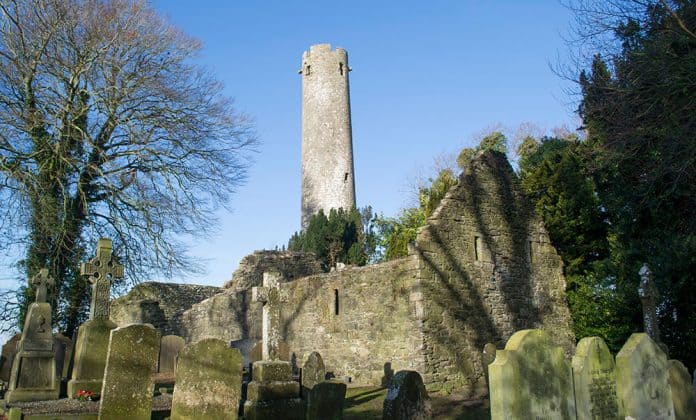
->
529, 241, 534, 263
344, 172, 349, 183
334, 289, 339, 315
305, 65, 311, 76
474, 236, 480, 261
339, 62, 344, 75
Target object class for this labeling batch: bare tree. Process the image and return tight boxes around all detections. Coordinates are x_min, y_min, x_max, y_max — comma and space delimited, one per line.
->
0, 0, 256, 334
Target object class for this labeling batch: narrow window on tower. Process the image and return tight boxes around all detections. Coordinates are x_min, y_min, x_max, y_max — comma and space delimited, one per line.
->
305, 64, 311, 76
344, 172, 349, 183
334, 289, 340, 315
474, 236, 480, 261
339, 62, 344, 75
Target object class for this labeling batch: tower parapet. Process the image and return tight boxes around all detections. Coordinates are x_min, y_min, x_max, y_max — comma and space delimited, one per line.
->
300, 44, 356, 229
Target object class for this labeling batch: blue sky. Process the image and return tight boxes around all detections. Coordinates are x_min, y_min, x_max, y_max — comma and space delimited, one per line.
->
0, 1, 581, 290
148, 0, 581, 287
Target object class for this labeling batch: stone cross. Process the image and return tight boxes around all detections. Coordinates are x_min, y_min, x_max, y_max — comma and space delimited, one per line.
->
638, 263, 661, 342
31, 269, 53, 303
80, 238, 124, 320
251, 272, 289, 361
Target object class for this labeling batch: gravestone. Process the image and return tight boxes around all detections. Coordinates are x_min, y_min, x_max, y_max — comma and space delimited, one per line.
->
301, 352, 326, 394
667, 360, 696, 420
53, 333, 74, 379
305, 380, 346, 420
572, 336, 621, 420
0, 334, 21, 383
158, 335, 185, 373
382, 370, 431, 420
615, 333, 675, 420
244, 361, 303, 420
245, 273, 302, 419
5, 269, 59, 402
98, 324, 160, 420
488, 329, 575, 420
170, 338, 243, 420
68, 238, 122, 398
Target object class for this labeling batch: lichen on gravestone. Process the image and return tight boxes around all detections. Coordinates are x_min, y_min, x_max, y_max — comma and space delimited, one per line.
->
170, 338, 243, 420
301, 351, 326, 395
488, 329, 575, 420
382, 370, 431, 420
667, 359, 696, 420
572, 336, 621, 420
615, 333, 675, 420
98, 324, 160, 420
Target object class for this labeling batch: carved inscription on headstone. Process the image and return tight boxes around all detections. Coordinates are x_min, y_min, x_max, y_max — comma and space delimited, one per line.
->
572, 336, 620, 420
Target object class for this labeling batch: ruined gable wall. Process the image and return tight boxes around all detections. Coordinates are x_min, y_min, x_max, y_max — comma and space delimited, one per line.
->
281, 257, 425, 386
110, 282, 220, 336
415, 151, 575, 395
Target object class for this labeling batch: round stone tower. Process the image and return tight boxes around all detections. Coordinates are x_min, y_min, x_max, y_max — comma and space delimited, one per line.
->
300, 44, 356, 229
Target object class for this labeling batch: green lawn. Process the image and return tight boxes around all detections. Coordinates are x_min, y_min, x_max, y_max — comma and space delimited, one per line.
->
344, 387, 491, 420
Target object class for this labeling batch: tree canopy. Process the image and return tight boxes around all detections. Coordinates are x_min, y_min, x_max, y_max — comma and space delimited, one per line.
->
0, 0, 256, 335
557, 0, 696, 365
288, 207, 374, 270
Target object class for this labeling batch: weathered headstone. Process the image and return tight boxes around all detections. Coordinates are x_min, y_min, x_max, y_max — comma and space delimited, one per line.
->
616, 333, 675, 420
488, 329, 576, 420
572, 336, 621, 420
243, 360, 304, 420
158, 335, 185, 373
5, 269, 59, 402
382, 370, 431, 420
301, 352, 326, 394
251, 272, 289, 361
305, 380, 346, 420
667, 359, 696, 420
0, 334, 21, 383
98, 324, 160, 420
68, 238, 122, 398
170, 338, 243, 420
53, 333, 74, 379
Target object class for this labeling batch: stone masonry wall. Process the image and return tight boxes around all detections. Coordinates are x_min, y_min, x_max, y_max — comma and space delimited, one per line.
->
110, 282, 219, 336
224, 250, 323, 290
415, 151, 575, 395
281, 257, 424, 386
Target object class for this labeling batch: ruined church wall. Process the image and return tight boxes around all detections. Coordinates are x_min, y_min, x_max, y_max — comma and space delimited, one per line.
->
281, 257, 424, 386
110, 282, 219, 336
415, 151, 575, 395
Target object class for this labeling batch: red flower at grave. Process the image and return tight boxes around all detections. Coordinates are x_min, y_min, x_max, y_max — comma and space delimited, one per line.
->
75, 389, 98, 401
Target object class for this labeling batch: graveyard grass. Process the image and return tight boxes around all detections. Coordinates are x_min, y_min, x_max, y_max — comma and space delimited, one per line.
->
343, 387, 490, 419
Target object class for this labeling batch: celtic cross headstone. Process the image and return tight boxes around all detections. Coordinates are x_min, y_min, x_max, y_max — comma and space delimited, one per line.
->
32, 268, 54, 303
81, 238, 123, 319
251, 272, 289, 361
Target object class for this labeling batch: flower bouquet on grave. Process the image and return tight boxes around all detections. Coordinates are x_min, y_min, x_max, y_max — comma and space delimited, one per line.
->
75, 389, 99, 401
